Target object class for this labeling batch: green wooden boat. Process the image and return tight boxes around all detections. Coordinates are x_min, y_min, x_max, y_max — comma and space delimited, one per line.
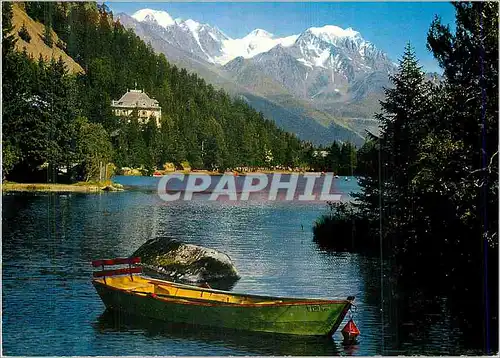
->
91, 257, 354, 336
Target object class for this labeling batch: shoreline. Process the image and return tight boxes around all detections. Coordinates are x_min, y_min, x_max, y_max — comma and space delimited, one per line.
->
2, 182, 124, 193
149, 170, 341, 177
3, 173, 352, 193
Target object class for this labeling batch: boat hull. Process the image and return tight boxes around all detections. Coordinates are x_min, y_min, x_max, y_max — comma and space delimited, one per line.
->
93, 281, 351, 336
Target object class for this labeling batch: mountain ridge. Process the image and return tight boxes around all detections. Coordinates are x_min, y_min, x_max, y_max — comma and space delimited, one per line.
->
117, 8, 399, 144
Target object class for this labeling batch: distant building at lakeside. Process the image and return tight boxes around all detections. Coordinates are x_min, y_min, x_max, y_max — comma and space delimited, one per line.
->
111, 89, 161, 127
313, 150, 329, 158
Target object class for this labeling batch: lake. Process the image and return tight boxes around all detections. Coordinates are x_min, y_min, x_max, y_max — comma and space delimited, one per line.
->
2, 176, 485, 355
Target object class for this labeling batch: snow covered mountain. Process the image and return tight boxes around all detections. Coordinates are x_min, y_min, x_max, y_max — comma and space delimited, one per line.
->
127, 9, 300, 65
221, 23, 396, 117
126, 9, 393, 69
132, 8, 176, 28
128, 9, 231, 64
117, 8, 397, 143
215, 29, 299, 65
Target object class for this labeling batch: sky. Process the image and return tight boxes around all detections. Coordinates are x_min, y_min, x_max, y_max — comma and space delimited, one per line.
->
106, 2, 457, 73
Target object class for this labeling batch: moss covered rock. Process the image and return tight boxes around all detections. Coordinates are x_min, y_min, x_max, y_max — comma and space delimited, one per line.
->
132, 237, 240, 286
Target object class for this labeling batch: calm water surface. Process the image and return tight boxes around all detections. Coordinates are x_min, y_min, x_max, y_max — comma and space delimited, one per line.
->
2, 176, 482, 355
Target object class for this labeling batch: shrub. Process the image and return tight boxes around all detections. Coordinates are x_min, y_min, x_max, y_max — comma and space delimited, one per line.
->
18, 23, 31, 43
313, 201, 377, 254
55, 39, 66, 51
43, 23, 52, 47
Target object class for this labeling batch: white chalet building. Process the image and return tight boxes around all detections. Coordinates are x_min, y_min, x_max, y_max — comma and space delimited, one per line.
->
111, 89, 161, 127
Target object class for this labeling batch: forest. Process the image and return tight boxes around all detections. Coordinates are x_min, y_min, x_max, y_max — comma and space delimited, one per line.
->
2, 2, 359, 183
313, 2, 498, 353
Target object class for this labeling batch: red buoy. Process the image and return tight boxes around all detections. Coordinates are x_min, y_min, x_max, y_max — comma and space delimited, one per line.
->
341, 318, 360, 344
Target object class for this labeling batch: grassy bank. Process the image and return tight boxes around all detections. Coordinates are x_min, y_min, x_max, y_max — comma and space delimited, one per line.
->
2, 181, 124, 193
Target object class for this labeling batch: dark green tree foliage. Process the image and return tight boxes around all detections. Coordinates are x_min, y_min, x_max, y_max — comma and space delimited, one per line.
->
314, 46, 435, 255
2, 2, 19, 176
353, 136, 380, 220
73, 116, 113, 181
3, 2, 355, 181
425, 5, 498, 346
2, 52, 85, 182
354, 43, 436, 256
24, 2, 48, 23
25, 1, 71, 44
2, 2, 16, 56
2, 3, 113, 182
339, 142, 357, 175
43, 23, 52, 47
18, 23, 31, 43
314, 5, 498, 347
306, 141, 358, 175
427, 2, 498, 251
42, 5, 54, 48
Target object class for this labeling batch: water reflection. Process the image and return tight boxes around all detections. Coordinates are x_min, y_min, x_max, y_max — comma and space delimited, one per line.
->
316, 240, 486, 356
95, 309, 343, 356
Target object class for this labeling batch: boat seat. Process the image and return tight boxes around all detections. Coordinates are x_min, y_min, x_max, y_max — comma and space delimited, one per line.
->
154, 286, 171, 295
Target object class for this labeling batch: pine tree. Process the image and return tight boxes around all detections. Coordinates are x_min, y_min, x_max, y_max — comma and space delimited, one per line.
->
18, 23, 31, 43
2, 2, 17, 56
427, 2, 498, 244
353, 43, 435, 250
2, 2, 21, 176
426, 4, 498, 349
339, 142, 357, 175
43, 22, 53, 47
426, 3, 498, 334
326, 141, 341, 173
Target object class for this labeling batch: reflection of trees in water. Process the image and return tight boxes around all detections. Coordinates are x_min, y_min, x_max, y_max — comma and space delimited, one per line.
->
4, 192, 167, 264
95, 309, 342, 356
316, 246, 491, 355
3, 194, 45, 262
2, 193, 43, 220
3, 193, 83, 261
380, 248, 498, 354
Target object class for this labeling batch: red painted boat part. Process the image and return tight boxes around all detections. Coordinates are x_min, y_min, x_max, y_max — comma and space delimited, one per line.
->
92, 257, 141, 267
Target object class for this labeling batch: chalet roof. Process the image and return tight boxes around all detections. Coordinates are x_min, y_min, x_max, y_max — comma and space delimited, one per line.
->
113, 89, 160, 108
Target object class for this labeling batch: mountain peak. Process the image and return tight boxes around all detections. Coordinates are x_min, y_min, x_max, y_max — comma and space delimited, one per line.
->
132, 9, 175, 28
179, 18, 201, 32
247, 29, 274, 38
308, 25, 360, 39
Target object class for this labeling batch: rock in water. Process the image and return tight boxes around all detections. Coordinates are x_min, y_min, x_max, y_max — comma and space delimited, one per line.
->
132, 237, 240, 287
101, 185, 124, 191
